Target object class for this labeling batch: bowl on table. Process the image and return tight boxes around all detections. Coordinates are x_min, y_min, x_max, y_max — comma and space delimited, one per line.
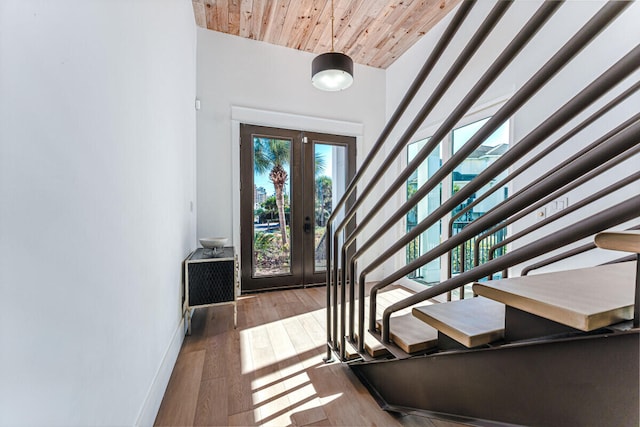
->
199, 237, 228, 256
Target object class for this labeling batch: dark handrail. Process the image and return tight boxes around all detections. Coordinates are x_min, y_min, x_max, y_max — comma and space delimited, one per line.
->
381, 194, 640, 341
378, 118, 640, 341
486, 162, 640, 265
521, 224, 640, 275
483, 152, 640, 279
366, 35, 640, 335
323, 0, 636, 361
323, 0, 476, 361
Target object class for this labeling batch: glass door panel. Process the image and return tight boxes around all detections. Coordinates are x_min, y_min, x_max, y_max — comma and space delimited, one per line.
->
313, 143, 348, 272
252, 136, 292, 277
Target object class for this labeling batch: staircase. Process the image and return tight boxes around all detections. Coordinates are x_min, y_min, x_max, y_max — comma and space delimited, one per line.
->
322, 1, 640, 425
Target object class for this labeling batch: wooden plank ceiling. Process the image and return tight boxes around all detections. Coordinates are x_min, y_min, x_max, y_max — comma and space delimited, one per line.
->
192, 0, 461, 69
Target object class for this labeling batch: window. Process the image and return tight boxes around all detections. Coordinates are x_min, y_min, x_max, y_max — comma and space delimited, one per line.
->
406, 116, 510, 289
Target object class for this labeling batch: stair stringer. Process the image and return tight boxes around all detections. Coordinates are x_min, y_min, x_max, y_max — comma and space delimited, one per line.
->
350, 330, 639, 426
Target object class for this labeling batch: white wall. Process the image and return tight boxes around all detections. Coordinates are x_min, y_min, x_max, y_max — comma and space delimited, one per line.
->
0, 1, 197, 425
385, 1, 640, 279
196, 29, 386, 277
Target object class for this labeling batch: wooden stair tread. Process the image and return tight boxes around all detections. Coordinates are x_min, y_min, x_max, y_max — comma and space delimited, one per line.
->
473, 261, 636, 331
335, 285, 415, 359
355, 330, 391, 358
376, 314, 439, 354
413, 297, 505, 348
336, 339, 361, 361
595, 230, 640, 253
342, 340, 361, 361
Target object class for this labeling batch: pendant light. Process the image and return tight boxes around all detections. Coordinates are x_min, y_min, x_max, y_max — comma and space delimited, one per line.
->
311, 0, 354, 91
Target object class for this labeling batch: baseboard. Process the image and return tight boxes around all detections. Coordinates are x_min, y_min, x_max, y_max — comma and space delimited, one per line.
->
135, 315, 185, 426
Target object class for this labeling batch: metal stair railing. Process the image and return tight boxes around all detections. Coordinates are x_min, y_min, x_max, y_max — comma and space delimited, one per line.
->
485, 164, 640, 274
520, 224, 640, 276
331, 0, 513, 360
365, 38, 640, 343
344, 0, 564, 352
322, 0, 476, 362
322, 0, 637, 361
468, 114, 640, 281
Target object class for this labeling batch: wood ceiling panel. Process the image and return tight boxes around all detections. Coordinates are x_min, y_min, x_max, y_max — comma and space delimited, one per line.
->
193, 0, 461, 69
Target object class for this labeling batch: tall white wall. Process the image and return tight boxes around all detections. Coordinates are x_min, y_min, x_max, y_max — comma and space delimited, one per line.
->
0, 1, 197, 425
196, 29, 386, 277
385, 1, 640, 277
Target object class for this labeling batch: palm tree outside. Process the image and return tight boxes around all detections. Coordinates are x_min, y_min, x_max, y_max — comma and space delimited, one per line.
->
254, 137, 290, 248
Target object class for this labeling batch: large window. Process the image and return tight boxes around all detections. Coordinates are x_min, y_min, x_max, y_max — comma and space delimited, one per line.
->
406, 116, 510, 287
406, 138, 442, 284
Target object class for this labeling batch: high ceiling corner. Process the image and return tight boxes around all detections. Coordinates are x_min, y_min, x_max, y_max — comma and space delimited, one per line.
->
191, 0, 461, 69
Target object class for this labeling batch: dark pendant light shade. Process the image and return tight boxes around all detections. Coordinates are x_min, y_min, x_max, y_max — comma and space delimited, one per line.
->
311, 52, 354, 91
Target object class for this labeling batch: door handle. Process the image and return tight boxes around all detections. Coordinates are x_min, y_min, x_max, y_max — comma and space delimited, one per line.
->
304, 216, 311, 233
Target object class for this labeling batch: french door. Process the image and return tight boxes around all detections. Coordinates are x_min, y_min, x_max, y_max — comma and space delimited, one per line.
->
240, 124, 355, 292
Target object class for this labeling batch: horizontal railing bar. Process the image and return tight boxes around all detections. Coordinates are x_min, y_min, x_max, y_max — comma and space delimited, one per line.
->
336, 0, 514, 359
325, 0, 475, 236
355, 0, 629, 274
342, 0, 555, 253
334, 2, 512, 355
521, 224, 640, 275
482, 112, 640, 242
603, 254, 640, 265
332, 0, 510, 240
377, 115, 640, 301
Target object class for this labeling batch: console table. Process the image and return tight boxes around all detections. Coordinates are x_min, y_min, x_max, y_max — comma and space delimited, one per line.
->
184, 247, 238, 334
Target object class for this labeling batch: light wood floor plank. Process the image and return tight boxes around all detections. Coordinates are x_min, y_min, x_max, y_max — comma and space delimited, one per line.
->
155, 349, 205, 426
227, 409, 256, 426
193, 377, 228, 426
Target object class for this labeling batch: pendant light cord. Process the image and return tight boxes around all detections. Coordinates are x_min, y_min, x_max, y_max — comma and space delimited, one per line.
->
330, 0, 335, 52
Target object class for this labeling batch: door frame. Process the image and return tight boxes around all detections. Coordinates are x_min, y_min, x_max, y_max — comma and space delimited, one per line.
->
230, 106, 364, 294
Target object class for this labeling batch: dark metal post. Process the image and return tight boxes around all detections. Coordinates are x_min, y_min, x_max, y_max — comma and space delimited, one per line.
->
635, 254, 639, 328
324, 223, 333, 362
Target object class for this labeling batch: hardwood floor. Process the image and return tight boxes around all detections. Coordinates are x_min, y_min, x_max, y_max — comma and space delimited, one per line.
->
154, 286, 467, 427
